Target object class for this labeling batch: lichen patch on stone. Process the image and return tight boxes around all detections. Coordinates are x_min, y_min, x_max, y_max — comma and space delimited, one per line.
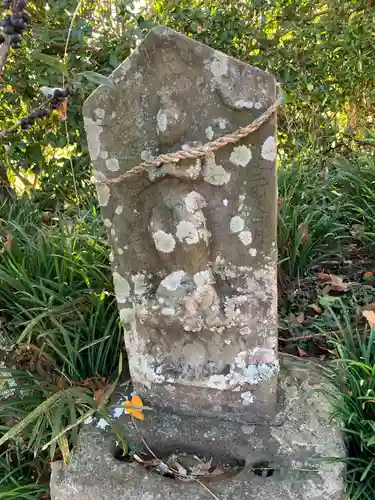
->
203, 152, 231, 186
205, 126, 214, 140
176, 220, 199, 245
83, 117, 103, 161
234, 100, 254, 109
241, 391, 254, 405
261, 136, 277, 161
113, 272, 130, 303
156, 109, 167, 133
96, 183, 110, 207
152, 230, 176, 253
160, 270, 186, 291
239, 230, 253, 246
229, 145, 252, 167
194, 270, 213, 287
184, 191, 207, 213
131, 273, 147, 296
230, 216, 245, 234
115, 205, 123, 215
106, 158, 119, 172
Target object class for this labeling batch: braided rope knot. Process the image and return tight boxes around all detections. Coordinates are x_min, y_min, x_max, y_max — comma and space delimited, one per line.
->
95, 96, 281, 186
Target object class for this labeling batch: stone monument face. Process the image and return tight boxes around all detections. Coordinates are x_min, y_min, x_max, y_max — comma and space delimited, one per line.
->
83, 26, 278, 423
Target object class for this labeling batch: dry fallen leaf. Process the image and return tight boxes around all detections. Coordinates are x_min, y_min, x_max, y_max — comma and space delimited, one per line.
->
167, 459, 188, 477
297, 223, 308, 245
4, 232, 12, 251
317, 272, 349, 292
317, 272, 331, 283
58, 98, 68, 121
362, 309, 375, 326
308, 304, 323, 314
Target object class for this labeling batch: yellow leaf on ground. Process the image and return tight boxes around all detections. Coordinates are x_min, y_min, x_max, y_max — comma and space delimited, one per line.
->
123, 394, 145, 420
362, 309, 375, 326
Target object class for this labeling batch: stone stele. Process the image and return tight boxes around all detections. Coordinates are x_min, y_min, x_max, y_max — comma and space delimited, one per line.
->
83, 25, 278, 423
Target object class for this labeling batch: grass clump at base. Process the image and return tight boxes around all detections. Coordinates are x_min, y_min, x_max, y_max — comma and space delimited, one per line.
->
0, 199, 123, 495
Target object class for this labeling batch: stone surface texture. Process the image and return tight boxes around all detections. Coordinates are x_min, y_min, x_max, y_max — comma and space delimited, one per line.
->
50, 364, 344, 500
83, 26, 278, 423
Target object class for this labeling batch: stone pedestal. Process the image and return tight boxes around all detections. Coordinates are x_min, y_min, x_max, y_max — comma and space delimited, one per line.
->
50, 364, 344, 500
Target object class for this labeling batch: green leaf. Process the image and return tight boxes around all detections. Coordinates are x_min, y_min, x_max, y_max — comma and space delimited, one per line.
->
31, 52, 68, 75
81, 71, 115, 88
318, 295, 339, 308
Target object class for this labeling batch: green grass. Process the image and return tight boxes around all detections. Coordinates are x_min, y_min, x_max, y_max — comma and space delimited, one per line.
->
0, 201, 123, 494
323, 304, 375, 500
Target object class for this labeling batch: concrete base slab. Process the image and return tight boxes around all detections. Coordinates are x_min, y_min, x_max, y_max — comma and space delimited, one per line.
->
50, 363, 345, 500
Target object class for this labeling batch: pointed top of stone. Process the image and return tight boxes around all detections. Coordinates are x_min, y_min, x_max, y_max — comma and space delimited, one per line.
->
83, 26, 276, 181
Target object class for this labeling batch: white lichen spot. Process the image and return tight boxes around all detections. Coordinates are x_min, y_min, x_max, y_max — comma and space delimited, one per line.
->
109, 252, 114, 263
185, 191, 207, 213
83, 117, 103, 161
119, 307, 135, 324
160, 270, 186, 291
254, 102, 262, 110
240, 326, 251, 336
186, 159, 202, 179
230, 145, 252, 167
244, 361, 279, 385
113, 272, 130, 303
249, 248, 257, 257
230, 216, 245, 234
106, 158, 119, 172
210, 53, 228, 79
115, 205, 123, 215
141, 149, 154, 161
235, 100, 254, 109
113, 407, 124, 418
176, 221, 199, 245
100, 150, 108, 160
96, 418, 109, 430
152, 230, 176, 253
239, 231, 253, 246
103, 219, 112, 228
223, 199, 228, 207
96, 183, 110, 207
217, 118, 227, 129
161, 307, 175, 316
118, 248, 124, 255
203, 152, 231, 186
194, 270, 213, 287
261, 136, 277, 162
111, 111, 116, 118
132, 273, 147, 296
95, 108, 105, 119
84, 416, 93, 425
156, 109, 167, 133
205, 126, 214, 140
241, 391, 254, 406
110, 228, 116, 236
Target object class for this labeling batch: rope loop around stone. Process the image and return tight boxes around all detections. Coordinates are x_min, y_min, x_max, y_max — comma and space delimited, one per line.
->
95, 96, 281, 186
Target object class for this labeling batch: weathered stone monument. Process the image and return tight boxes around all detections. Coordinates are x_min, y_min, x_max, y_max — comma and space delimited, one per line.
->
51, 27, 344, 500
